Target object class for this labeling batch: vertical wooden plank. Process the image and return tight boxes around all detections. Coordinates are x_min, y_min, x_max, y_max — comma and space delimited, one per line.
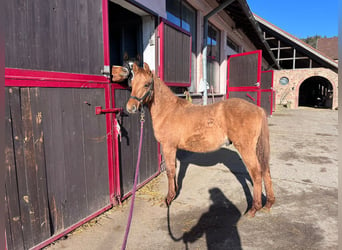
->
60, 89, 88, 225
7, 87, 37, 248
19, 88, 47, 247
80, 89, 110, 211
29, 88, 51, 239
40, 88, 67, 234
5, 87, 25, 250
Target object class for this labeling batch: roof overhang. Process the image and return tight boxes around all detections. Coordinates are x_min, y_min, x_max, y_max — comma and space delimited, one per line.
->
254, 14, 338, 73
221, 0, 280, 69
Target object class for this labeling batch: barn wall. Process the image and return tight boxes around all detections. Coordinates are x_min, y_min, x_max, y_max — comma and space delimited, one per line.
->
4, 0, 104, 74
5, 87, 110, 249
273, 68, 338, 109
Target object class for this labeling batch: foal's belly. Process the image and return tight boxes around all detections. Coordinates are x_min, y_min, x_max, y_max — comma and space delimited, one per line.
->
178, 129, 228, 153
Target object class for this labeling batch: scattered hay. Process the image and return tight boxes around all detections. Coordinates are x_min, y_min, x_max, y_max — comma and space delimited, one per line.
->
137, 176, 166, 206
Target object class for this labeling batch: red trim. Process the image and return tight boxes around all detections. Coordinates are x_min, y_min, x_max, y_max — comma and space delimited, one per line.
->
226, 50, 262, 106
31, 204, 112, 250
158, 20, 164, 80
111, 87, 122, 202
261, 70, 274, 89
261, 89, 274, 115
104, 85, 116, 204
246, 93, 256, 102
102, 0, 110, 67
273, 90, 276, 112
158, 143, 162, 173
121, 171, 160, 201
164, 81, 192, 87
160, 18, 192, 36
5, 68, 109, 87
228, 86, 260, 92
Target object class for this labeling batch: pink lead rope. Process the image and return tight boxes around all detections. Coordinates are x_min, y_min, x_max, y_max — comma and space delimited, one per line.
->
121, 109, 145, 250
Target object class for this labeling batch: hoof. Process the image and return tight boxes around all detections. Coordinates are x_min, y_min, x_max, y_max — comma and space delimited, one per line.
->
261, 206, 271, 213
245, 208, 257, 218
265, 200, 275, 210
165, 197, 174, 207
165, 192, 176, 206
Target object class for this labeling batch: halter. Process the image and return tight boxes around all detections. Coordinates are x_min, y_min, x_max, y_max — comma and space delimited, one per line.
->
122, 61, 134, 87
129, 77, 154, 104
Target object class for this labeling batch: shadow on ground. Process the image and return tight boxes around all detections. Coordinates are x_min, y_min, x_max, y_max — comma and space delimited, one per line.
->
167, 188, 242, 250
176, 148, 261, 211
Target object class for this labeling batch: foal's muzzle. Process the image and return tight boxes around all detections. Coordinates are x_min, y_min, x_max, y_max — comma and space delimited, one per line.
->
126, 99, 140, 114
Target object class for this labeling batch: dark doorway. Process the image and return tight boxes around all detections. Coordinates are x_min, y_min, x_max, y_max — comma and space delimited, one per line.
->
108, 2, 143, 67
298, 76, 333, 109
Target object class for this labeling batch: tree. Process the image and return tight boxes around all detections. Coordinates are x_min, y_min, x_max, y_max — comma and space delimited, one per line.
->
301, 35, 322, 48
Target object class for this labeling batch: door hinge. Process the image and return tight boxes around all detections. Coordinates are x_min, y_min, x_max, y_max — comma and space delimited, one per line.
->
101, 65, 111, 78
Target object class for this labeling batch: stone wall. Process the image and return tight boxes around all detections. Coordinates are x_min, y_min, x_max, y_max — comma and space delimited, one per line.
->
273, 68, 338, 109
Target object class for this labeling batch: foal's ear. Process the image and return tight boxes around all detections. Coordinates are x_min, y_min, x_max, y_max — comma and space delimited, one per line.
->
143, 62, 151, 75
123, 52, 129, 61
132, 63, 139, 73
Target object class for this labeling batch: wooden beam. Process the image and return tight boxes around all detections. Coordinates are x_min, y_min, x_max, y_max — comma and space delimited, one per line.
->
293, 48, 296, 69
270, 46, 292, 50
277, 56, 309, 61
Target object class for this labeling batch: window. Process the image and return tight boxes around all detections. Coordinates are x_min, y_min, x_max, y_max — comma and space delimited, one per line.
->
226, 36, 240, 54
166, 0, 197, 93
207, 24, 220, 93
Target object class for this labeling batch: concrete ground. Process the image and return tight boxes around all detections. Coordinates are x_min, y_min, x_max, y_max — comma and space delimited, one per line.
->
45, 107, 338, 250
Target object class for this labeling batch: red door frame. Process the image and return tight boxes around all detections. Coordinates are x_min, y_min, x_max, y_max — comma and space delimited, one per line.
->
226, 50, 262, 106
261, 70, 274, 116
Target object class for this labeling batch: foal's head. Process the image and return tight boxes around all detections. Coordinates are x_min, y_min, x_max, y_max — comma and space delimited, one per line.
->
126, 63, 154, 113
111, 53, 141, 83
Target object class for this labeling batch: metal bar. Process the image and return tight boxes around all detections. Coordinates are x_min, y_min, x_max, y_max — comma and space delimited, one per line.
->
95, 106, 123, 115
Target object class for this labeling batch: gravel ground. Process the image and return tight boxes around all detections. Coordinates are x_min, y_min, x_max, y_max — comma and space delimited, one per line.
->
45, 107, 338, 250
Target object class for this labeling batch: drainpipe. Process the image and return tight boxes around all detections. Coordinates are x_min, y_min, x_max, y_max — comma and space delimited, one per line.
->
202, 0, 235, 105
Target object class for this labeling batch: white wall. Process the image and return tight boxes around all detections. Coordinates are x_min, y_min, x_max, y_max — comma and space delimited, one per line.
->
136, 0, 166, 18
142, 16, 156, 73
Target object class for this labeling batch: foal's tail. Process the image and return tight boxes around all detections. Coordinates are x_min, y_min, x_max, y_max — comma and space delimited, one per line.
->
256, 111, 270, 173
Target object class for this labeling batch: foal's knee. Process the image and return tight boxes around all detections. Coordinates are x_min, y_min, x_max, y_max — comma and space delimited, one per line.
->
166, 168, 176, 178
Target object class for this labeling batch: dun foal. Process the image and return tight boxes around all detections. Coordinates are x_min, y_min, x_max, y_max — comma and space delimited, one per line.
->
126, 63, 275, 217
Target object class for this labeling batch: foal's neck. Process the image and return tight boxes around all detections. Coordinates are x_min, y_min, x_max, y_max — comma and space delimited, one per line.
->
149, 77, 178, 118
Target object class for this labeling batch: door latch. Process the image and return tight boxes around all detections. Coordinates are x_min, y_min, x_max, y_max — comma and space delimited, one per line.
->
95, 106, 123, 115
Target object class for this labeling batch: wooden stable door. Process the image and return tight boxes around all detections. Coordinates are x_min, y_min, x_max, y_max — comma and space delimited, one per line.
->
226, 50, 262, 106
260, 70, 274, 116
227, 50, 274, 115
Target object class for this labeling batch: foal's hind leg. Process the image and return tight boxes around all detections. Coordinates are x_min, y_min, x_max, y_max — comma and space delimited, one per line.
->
162, 145, 178, 205
235, 144, 263, 217
262, 168, 275, 210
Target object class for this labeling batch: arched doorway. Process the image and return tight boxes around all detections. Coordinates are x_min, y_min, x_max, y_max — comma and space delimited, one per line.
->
298, 76, 333, 108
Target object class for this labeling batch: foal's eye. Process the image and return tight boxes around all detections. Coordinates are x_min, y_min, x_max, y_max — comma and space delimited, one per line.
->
144, 84, 149, 88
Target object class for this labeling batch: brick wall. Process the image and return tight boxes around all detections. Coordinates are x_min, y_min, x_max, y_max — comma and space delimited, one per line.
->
273, 68, 338, 109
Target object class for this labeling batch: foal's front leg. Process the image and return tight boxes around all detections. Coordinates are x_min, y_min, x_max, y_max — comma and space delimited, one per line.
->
162, 145, 177, 205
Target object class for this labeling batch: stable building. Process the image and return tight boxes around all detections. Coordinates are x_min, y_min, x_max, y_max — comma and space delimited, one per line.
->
4, 0, 298, 249
255, 15, 338, 109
